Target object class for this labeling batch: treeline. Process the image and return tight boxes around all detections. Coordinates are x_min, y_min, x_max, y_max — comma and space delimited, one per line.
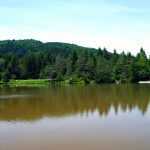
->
0, 39, 150, 83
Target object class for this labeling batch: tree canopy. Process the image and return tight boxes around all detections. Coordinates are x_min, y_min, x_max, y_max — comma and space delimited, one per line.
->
0, 39, 149, 83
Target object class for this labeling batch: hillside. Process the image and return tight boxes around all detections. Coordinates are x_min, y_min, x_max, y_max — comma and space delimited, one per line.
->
0, 39, 149, 83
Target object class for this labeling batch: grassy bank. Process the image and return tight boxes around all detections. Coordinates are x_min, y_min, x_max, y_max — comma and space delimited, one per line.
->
2, 78, 87, 87
8, 79, 50, 86
10, 79, 50, 84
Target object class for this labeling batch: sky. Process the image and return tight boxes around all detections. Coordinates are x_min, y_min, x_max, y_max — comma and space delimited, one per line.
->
0, 0, 150, 55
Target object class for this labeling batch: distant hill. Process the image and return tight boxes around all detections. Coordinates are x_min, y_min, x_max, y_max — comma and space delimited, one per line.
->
0, 39, 97, 57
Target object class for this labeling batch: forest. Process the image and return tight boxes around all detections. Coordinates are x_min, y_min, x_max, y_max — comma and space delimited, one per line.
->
0, 39, 150, 84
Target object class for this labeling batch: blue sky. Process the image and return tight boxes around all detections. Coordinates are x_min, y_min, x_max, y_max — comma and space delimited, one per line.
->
0, 0, 150, 55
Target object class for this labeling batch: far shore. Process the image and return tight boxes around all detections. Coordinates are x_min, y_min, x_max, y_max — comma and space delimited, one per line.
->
0, 79, 86, 87
0, 79, 150, 87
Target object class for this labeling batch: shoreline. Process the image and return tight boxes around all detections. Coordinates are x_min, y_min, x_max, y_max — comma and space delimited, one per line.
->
0, 79, 87, 87
0, 79, 150, 87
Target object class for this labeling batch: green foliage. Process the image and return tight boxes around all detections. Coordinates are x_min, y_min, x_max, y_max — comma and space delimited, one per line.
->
134, 48, 150, 81
40, 66, 57, 80
96, 57, 112, 83
112, 52, 134, 83
1, 69, 10, 83
0, 40, 150, 84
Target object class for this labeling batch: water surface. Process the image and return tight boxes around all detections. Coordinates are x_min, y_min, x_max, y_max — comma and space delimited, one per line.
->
0, 84, 150, 150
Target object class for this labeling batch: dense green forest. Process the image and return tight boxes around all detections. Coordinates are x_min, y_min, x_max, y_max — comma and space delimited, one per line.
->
0, 39, 150, 83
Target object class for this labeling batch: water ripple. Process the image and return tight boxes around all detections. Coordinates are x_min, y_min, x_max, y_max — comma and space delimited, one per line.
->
0, 94, 30, 99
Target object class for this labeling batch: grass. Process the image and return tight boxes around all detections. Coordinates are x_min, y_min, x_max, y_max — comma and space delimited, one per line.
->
8, 79, 52, 87
0, 77, 90, 87
8, 79, 76, 87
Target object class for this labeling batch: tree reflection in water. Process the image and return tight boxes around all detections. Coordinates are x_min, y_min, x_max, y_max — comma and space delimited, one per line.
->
0, 84, 150, 121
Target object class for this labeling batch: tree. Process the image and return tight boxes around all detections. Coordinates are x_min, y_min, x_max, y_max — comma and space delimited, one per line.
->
76, 50, 88, 78
1, 69, 10, 83
85, 53, 96, 80
112, 52, 133, 83
40, 66, 57, 80
66, 52, 77, 76
24, 53, 37, 78
96, 56, 112, 83
55, 55, 67, 75
0, 58, 5, 80
134, 48, 150, 81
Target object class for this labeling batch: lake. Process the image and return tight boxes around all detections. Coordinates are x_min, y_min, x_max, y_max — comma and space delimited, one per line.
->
0, 84, 150, 150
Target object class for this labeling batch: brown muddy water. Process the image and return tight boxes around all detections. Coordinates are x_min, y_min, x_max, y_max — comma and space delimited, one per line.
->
0, 84, 150, 150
